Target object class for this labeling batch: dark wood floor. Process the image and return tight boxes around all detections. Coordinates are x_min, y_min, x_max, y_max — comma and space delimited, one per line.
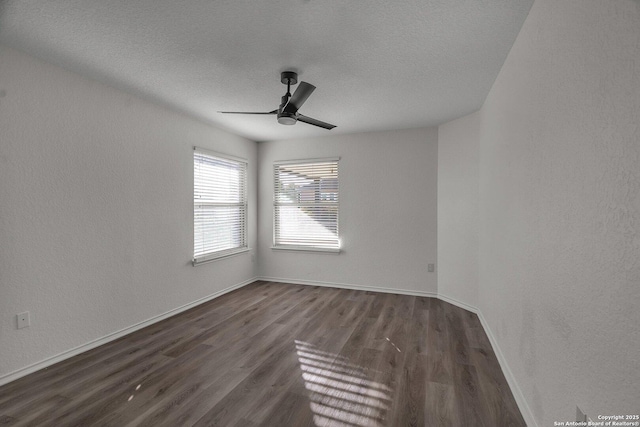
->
0, 281, 525, 426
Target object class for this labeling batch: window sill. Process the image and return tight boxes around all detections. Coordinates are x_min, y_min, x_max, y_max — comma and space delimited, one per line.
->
271, 246, 341, 254
192, 248, 250, 266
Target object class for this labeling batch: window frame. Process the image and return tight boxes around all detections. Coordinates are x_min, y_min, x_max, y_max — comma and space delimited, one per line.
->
272, 157, 341, 253
193, 147, 249, 265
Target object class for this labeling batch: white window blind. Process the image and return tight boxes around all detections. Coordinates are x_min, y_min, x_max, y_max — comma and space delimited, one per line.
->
193, 148, 247, 264
273, 158, 339, 251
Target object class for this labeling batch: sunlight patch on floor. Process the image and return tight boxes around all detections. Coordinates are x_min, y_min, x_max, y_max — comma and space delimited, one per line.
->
295, 340, 392, 427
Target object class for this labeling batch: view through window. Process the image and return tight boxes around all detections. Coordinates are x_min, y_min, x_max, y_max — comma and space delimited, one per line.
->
273, 158, 340, 251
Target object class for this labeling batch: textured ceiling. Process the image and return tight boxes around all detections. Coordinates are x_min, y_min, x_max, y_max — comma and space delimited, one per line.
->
0, 0, 533, 141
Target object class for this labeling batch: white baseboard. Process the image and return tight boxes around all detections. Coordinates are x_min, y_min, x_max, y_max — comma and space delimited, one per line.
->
1, 276, 537, 427
415, 292, 538, 427
0, 277, 258, 387
257, 276, 438, 298
476, 310, 538, 427
436, 292, 479, 314
262, 282, 537, 427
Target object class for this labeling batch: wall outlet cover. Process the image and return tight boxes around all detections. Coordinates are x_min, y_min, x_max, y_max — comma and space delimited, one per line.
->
17, 311, 30, 329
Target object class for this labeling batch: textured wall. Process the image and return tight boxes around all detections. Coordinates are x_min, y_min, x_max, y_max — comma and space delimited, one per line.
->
0, 45, 258, 379
257, 128, 438, 294
437, 112, 480, 308
438, 0, 640, 424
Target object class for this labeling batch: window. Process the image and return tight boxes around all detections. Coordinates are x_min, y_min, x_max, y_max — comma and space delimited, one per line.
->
273, 158, 340, 251
193, 148, 247, 264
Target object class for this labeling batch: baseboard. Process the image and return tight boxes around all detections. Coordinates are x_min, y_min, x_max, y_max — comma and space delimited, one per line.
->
476, 310, 539, 427
261, 280, 537, 427
1, 276, 538, 427
438, 293, 537, 427
436, 292, 479, 314
0, 277, 258, 387
257, 276, 438, 298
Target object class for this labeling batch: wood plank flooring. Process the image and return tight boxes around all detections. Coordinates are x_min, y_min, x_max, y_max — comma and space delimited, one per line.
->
0, 281, 526, 426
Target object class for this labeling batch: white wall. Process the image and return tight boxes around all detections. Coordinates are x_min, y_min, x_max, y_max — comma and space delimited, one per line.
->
257, 128, 438, 295
5, 2, 639, 421
438, 1, 640, 425
437, 111, 480, 309
0, 45, 258, 381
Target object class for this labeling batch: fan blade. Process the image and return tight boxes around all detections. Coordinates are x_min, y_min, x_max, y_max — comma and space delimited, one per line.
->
283, 82, 315, 113
219, 110, 277, 114
297, 114, 336, 130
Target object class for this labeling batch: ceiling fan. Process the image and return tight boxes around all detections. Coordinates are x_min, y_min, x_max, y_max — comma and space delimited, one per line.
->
219, 71, 336, 130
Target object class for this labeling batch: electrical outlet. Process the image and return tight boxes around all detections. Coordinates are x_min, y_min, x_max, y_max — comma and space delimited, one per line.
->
17, 311, 30, 329
428, 263, 435, 273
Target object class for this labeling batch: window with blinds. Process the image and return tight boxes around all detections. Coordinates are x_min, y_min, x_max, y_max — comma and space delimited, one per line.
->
273, 158, 340, 251
193, 148, 248, 264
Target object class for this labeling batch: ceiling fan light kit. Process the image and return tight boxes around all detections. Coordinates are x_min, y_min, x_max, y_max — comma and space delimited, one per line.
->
277, 115, 297, 125
219, 71, 336, 130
